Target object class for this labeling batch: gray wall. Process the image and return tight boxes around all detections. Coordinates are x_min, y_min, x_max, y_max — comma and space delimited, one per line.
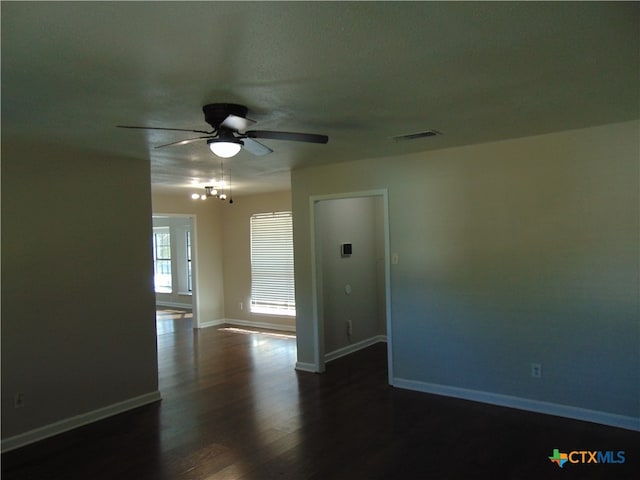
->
1, 141, 159, 441
292, 120, 639, 422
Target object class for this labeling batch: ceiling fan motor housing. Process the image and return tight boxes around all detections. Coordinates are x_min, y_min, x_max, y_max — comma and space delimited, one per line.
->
203, 103, 248, 128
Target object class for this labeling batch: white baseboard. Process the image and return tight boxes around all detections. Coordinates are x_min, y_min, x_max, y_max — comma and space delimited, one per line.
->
196, 318, 225, 329
222, 318, 296, 333
325, 335, 387, 363
295, 362, 318, 373
1, 390, 162, 453
393, 377, 640, 432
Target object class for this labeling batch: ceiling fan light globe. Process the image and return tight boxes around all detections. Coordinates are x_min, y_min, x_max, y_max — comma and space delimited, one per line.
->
207, 139, 242, 158
191, 193, 200, 200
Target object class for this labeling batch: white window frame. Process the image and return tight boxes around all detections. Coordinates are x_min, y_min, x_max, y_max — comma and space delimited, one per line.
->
152, 226, 172, 293
186, 230, 193, 293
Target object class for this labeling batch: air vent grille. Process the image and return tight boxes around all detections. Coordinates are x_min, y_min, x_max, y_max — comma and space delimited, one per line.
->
393, 130, 441, 141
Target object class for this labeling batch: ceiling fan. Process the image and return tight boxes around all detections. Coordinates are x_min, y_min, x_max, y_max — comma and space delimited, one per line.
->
118, 103, 329, 158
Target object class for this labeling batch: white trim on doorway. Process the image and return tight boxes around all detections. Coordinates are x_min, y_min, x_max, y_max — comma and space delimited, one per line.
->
308, 189, 393, 381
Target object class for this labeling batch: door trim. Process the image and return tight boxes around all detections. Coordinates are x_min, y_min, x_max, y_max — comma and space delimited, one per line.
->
309, 189, 393, 382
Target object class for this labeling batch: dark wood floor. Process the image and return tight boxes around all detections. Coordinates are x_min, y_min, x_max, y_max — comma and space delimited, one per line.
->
2, 311, 638, 479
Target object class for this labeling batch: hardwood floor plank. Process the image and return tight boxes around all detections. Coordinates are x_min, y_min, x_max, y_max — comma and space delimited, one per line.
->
2, 319, 638, 479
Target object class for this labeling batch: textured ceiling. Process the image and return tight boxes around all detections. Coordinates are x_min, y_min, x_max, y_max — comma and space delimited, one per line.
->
2, 2, 638, 196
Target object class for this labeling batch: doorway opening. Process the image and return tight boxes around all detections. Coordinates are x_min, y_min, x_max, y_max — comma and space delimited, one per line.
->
310, 190, 393, 382
152, 215, 198, 331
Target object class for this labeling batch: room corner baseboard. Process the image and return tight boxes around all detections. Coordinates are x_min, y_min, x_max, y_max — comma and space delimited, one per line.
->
295, 362, 318, 373
196, 318, 296, 333
223, 318, 297, 333
393, 378, 640, 432
196, 318, 226, 329
325, 335, 387, 363
1, 391, 162, 453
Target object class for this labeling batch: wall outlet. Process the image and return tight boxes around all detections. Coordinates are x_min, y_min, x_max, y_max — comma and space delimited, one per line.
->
346, 319, 353, 337
14, 392, 25, 408
530, 363, 542, 379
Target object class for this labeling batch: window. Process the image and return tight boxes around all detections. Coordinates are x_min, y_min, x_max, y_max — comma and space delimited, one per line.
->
250, 211, 296, 316
186, 230, 193, 292
152, 219, 194, 296
153, 227, 172, 293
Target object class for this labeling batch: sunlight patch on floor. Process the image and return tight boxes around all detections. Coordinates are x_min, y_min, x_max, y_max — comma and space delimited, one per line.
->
219, 327, 296, 339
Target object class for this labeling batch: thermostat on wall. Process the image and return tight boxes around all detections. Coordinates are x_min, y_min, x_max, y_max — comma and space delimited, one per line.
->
341, 243, 353, 257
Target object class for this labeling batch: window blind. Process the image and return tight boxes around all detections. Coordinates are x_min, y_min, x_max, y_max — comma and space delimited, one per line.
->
250, 211, 296, 316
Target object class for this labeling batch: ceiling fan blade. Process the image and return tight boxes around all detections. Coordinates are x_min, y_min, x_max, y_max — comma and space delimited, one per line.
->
246, 130, 329, 144
117, 125, 213, 135
154, 136, 212, 149
241, 137, 273, 156
220, 114, 256, 132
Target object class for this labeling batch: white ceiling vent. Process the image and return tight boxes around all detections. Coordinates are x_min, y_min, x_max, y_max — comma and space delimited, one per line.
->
392, 130, 441, 141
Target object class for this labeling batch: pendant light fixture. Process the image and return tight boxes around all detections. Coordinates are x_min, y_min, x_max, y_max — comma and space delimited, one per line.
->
191, 185, 217, 200
189, 159, 234, 203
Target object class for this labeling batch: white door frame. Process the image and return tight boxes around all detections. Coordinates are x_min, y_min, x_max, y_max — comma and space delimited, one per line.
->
152, 213, 199, 328
309, 189, 393, 382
